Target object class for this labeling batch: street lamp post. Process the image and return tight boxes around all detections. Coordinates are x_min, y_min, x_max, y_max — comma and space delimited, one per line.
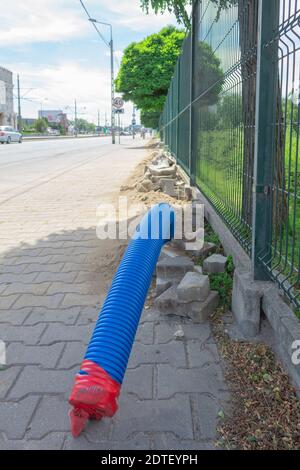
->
80, 0, 116, 145
108, 25, 116, 145
88, 19, 115, 145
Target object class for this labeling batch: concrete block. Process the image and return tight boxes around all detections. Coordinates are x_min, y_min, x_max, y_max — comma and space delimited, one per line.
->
194, 265, 203, 275
148, 164, 177, 178
161, 179, 176, 197
156, 256, 194, 280
155, 286, 219, 322
191, 291, 219, 323
194, 242, 217, 257
154, 285, 178, 312
203, 254, 227, 274
185, 185, 193, 201
155, 277, 172, 296
231, 269, 262, 337
137, 179, 153, 193
172, 239, 216, 256
156, 157, 171, 169
177, 272, 210, 302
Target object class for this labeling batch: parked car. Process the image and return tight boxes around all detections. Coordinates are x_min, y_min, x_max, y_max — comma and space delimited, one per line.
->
0, 126, 22, 144
47, 128, 60, 136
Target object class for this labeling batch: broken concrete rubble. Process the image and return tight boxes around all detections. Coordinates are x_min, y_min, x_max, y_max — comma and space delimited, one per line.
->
203, 254, 227, 274
177, 272, 210, 302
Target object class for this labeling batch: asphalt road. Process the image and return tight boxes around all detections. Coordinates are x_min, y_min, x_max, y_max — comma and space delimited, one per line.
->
0, 136, 135, 204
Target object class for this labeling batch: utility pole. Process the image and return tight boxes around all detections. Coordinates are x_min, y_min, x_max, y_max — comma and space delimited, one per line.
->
17, 74, 22, 132
110, 35, 116, 144
74, 99, 78, 137
79, 2, 116, 145
98, 110, 100, 127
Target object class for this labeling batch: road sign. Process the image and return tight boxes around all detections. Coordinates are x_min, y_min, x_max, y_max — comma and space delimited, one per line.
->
113, 97, 124, 109
114, 108, 124, 114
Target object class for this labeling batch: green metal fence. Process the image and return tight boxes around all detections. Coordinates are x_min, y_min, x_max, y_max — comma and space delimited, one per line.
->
160, 0, 300, 310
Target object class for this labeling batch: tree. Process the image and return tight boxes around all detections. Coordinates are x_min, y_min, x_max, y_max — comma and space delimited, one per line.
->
141, 111, 161, 129
140, 1, 236, 29
218, 95, 242, 129
194, 41, 224, 106
116, 26, 223, 128
49, 122, 67, 136
115, 26, 185, 128
35, 117, 48, 134
73, 118, 96, 134
140, 0, 192, 28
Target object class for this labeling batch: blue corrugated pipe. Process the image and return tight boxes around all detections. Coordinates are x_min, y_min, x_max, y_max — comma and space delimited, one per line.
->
69, 203, 175, 436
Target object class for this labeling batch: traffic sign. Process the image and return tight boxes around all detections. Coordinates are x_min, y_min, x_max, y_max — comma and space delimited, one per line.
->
114, 108, 124, 114
113, 97, 124, 109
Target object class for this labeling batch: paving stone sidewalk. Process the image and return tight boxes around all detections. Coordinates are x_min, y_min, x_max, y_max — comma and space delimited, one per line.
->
0, 141, 230, 450
0, 303, 230, 450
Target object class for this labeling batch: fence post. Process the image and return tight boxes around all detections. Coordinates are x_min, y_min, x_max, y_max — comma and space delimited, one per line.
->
252, 0, 279, 280
176, 61, 180, 162
189, 20, 194, 182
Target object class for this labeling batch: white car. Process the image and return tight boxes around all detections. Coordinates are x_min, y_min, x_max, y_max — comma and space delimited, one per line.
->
0, 126, 22, 144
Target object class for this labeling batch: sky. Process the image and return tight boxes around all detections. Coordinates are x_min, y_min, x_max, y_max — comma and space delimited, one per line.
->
0, 0, 178, 126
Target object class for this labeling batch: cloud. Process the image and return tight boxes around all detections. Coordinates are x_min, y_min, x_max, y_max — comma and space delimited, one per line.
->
0, 0, 89, 45
97, 0, 178, 32
0, 0, 179, 126
6, 60, 137, 126
0, 0, 179, 46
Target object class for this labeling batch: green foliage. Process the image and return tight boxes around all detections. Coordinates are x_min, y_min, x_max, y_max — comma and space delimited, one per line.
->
217, 94, 243, 128
115, 26, 185, 128
195, 41, 224, 106
116, 26, 224, 128
140, 0, 238, 28
74, 118, 96, 134
49, 122, 66, 136
140, 0, 192, 28
209, 256, 235, 308
283, 97, 299, 133
141, 110, 161, 128
204, 222, 222, 249
226, 255, 234, 275
35, 117, 48, 134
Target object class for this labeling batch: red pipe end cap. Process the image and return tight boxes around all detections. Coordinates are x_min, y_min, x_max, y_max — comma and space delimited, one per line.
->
69, 408, 89, 438
68, 360, 121, 438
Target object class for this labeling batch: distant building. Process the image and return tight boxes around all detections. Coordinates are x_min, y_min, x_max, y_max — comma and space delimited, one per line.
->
38, 110, 64, 123
38, 109, 68, 131
0, 66, 15, 127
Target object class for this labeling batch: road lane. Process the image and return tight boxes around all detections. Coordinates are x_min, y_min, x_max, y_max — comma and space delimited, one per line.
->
0, 136, 134, 203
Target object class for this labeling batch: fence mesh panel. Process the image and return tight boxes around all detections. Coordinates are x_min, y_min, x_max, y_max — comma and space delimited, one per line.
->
160, 0, 300, 311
